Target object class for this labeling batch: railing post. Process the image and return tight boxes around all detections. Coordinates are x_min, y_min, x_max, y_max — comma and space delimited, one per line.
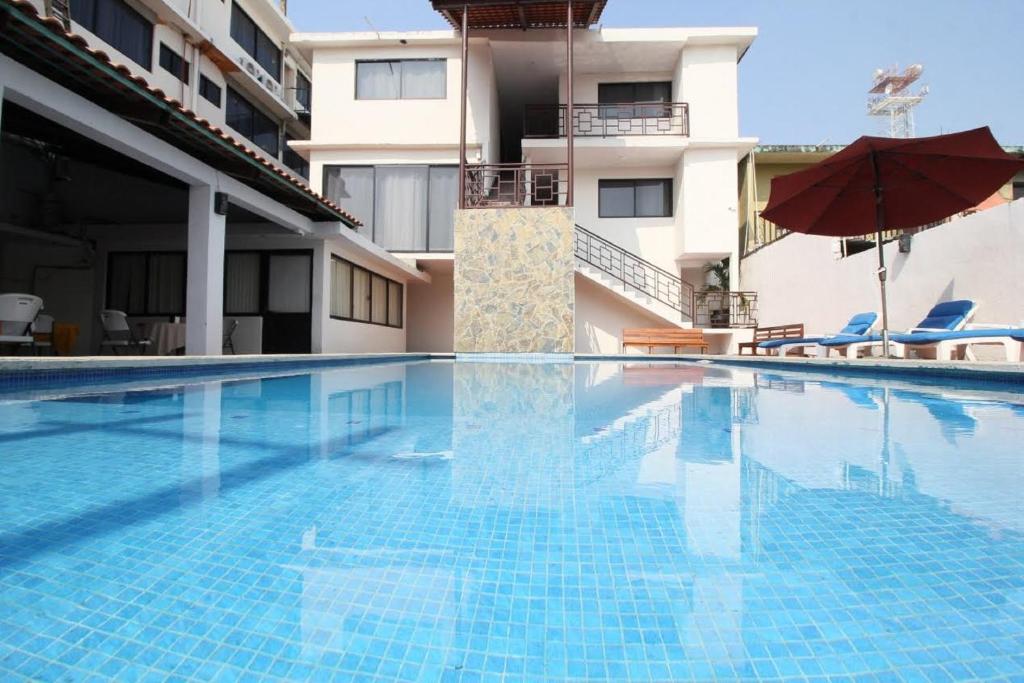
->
458, 4, 468, 210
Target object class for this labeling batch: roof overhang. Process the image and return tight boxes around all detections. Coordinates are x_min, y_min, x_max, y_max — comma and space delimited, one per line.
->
431, 0, 606, 30
0, 0, 359, 226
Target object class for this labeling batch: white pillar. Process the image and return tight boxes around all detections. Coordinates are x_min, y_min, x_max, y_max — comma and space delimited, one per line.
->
186, 184, 226, 355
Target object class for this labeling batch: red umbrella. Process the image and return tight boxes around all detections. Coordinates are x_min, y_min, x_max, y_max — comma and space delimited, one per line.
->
760, 127, 1024, 356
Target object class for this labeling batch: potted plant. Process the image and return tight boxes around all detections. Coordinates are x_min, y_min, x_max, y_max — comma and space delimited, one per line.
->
699, 259, 732, 328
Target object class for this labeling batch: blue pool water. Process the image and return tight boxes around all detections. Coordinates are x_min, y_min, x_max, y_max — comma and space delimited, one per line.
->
1, 360, 1023, 682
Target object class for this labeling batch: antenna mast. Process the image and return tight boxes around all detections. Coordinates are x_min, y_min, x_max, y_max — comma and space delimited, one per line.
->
867, 64, 929, 138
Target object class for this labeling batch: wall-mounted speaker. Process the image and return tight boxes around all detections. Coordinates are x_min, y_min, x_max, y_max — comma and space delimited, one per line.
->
214, 192, 230, 216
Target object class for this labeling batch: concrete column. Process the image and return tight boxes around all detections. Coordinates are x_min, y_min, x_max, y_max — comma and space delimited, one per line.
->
186, 184, 226, 355
310, 240, 328, 354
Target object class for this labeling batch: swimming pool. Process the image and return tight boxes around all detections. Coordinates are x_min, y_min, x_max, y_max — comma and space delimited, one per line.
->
1, 359, 1022, 681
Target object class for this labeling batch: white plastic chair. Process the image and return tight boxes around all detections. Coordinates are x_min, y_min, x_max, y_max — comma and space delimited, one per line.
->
0, 294, 43, 352
99, 309, 151, 355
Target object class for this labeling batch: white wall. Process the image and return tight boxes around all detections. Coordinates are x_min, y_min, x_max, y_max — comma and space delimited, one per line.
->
575, 273, 668, 353
676, 44, 739, 140
677, 147, 740, 260
319, 238, 409, 354
308, 41, 497, 157
406, 266, 454, 353
574, 165, 680, 273
740, 201, 1024, 335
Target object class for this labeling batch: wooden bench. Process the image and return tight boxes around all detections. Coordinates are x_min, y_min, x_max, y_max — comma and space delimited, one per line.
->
737, 323, 805, 355
622, 328, 709, 354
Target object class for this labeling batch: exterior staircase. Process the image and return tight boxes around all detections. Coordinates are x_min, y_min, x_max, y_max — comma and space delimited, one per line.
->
574, 224, 694, 327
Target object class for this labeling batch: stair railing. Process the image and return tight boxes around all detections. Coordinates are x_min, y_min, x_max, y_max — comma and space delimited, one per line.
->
574, 224, 694, 321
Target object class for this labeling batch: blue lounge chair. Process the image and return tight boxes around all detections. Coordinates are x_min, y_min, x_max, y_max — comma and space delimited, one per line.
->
759, 312, 878, 357
818, 300, 978, 359
892, 325, 1024, 362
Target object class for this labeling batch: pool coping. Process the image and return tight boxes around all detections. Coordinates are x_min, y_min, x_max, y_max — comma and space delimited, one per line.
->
0, 351, 1022, 386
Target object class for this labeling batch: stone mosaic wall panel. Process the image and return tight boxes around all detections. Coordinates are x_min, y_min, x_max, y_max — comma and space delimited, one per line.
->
454, 207, 575, 353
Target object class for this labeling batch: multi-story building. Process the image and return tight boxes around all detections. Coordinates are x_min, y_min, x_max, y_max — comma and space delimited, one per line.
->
0, 0, 425, 355
0, 0, 758, 356
294, 0, 758, 354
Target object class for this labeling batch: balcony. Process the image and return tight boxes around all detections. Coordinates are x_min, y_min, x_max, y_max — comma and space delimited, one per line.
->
693, 291, 758, 329
463, 163, 569, 209
524, 102, 690, 139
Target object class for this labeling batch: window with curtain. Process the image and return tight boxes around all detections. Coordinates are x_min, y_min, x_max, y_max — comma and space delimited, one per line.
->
598, 81, 672, 118
324, 167, 374, 238
355, 60, 446, 100
267, 254, 311, 313
374, 166, 428, 251
322, 165, 456, 251
226, 87, 279, 156
224, 252, 261, 314
107, 252, 185, 315
70, 0, 153, 69
428, 166, 458, 251
330, 256, 403, 328
330, 259, 352, 318
230, 2, 281, 81
106, 252, 147, 314
598, 179, 673, 218
146, 253, 185, 314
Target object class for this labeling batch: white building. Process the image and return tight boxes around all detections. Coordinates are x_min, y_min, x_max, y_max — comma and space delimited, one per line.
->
0, 0, 757, 356
292, 0, 757, 354
0, 0, 426, 356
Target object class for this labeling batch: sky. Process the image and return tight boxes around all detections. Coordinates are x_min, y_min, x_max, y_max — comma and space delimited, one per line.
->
287, 0, 1024, 146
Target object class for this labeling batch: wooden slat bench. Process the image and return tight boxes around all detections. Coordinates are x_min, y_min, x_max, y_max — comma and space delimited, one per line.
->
622, 328, 709, 354
737, 323, 805, 355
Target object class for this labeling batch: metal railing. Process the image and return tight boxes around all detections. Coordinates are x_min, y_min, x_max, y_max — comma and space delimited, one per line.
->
523, 102, 690, 138
574, 224, 694, 321
743, 211, 955, 257
463, 163, 569, 208
693, 291, 758, 328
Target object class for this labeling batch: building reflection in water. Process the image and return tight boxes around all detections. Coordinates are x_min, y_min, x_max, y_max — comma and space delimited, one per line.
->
283, 360, 1022, 674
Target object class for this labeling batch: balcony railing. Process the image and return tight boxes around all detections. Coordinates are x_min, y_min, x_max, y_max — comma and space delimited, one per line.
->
463, 163, 569, 208
693, 291, 758, 328
574, 224, 694, 321
523, 102, 690, 138
742, 210, 952, 258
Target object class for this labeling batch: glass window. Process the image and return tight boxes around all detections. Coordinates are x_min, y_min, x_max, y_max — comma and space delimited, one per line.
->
330, 259, 352, 318
387, 281, 402, 328
106, 252, 147, 314
356, 60, 445, 100
598, 180, 636, 218
283, 136, 308, 179
1014, 182, 1024, 201
599, 81, 672, 118
401, 60, 446, 98
224, 252, 261, 314
322, 165, 457, 251
267, 254, 310, 313
226, 87, 279, 156
356, 61, 401, 100
295, 71, 312, 112
158, 43, 189, 83
106, 252, 185, 316
371, 275, 388, 324
323, 167, 375, 238
352, 267, 371, 322
230, 2, 280, 82
374, 166, 429, 251
146, 253, 185, 314
70, 0, 153, 69
599, 179, 672, 218
199, 74, 221, 107
330, 257, 403, 328
428, 166, 458, 251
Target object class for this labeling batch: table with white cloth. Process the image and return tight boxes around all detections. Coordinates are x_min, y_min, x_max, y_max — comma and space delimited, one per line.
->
150, 322, 187, 355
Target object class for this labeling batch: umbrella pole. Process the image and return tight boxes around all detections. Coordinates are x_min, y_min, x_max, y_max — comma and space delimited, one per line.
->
875, 229, 891, 358
871, 151, 891, 358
